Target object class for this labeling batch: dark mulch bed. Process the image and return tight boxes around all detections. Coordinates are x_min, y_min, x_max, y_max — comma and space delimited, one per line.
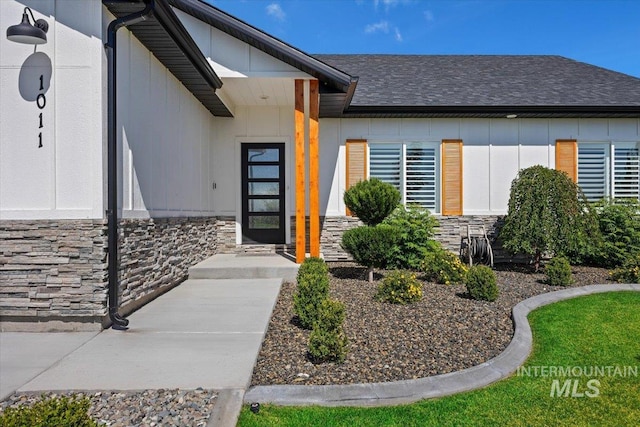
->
251, 263, 612, 386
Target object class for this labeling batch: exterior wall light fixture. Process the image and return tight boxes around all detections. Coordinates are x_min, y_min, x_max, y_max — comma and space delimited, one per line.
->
6, 7, 49, 45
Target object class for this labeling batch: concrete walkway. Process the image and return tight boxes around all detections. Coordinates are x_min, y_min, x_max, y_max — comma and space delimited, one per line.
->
1, 274, 283, 426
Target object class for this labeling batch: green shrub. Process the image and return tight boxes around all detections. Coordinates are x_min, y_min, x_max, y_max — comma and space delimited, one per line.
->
465, 265, 499, 302
308, 299, 349, 363
341, 224, 400, 282
296, 256, 329, 278
421, 246, 468, 285
611, 253, 640, 283
293, 257, 330, 329
376, 270, 423, 304
545, 256, 573, 286
343, 178, 401, 226
500, 166, 598, 270
0, 395, 98, 427
382, 204, 440, 270
589, 199, 640, 268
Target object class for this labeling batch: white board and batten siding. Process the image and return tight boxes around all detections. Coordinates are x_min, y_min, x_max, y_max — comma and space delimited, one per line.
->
1, 0, 104, 220
321, 118, 640, 217
112, 23, 217, 219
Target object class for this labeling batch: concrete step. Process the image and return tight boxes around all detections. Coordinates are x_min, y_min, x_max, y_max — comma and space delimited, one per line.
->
189, 253, 299, 281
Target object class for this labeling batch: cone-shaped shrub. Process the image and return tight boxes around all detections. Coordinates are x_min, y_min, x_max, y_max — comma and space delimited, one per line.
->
308, 299, 349, 363
293, 257, 329, 329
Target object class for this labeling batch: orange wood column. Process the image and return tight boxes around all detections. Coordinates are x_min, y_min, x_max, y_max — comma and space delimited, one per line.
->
309, 80, 320, 257
294, 79, 306, 263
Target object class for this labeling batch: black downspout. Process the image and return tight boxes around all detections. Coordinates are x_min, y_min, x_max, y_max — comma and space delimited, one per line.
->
105, 1, 154, 330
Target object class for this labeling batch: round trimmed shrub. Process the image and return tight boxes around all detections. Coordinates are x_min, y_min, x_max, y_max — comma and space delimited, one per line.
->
308, 299, 349, 363
376, 270, 422, 304
465, 265, 499, 302
421, 246, 468, 285
545, 256, 573, 286
293, 257, 330, 329
343, 178, 401, 226
341, 224, 400, 282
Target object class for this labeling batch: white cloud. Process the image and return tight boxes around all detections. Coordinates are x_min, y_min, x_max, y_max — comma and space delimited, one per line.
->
374, 0, 413, 11
364, 20, 390, 34
394, 27, 403, 41
424, 10, 434, 22
266, 3, 286, 21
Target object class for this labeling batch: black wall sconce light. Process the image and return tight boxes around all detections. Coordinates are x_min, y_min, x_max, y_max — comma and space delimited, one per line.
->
6, 7, 49, 45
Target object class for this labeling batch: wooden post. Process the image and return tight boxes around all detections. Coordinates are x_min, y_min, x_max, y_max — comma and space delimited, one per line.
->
294, 79, 306, 263
309, 80, 320, 257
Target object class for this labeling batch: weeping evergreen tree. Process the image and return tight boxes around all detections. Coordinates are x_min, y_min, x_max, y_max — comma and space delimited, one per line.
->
499, 166, 598, 270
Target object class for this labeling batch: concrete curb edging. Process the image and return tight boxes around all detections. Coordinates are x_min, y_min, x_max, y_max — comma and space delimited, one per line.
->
244, 284, 640, 407
207, 389, 245, 427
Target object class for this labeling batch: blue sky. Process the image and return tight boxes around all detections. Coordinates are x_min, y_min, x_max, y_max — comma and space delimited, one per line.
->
209, 0, 640, 78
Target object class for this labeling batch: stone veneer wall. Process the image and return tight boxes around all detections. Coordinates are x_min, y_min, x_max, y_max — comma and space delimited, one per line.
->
0, 220, 108, 329
434, 216, 504, 253
117, 217, 217, 313
215, 216, 237, 253
1, 217, 218, 330
293, 215, 505, 261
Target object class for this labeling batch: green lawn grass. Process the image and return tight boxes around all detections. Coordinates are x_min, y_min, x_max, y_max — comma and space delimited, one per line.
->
238, 291, 640, 427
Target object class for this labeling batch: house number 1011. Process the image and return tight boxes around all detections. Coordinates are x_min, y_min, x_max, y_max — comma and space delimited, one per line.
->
37, 74, 46, 148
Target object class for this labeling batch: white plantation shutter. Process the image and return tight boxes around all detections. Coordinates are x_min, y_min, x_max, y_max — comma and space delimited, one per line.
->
578, 144, 608, 201
613, 144, 640, 199
406, 144, 438, 210
369, 144, 402, 191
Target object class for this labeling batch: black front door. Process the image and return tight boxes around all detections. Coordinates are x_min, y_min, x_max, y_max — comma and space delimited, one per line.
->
241, 143, 286, 244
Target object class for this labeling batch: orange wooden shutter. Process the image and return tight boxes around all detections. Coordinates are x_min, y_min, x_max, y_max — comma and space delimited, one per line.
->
555, 139, 577, 182
441, 139, 463, 216
345, 139, 368, 215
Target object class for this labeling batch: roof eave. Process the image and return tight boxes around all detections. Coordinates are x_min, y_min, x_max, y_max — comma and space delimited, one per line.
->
103, 0, 231, 117
340, 105, 640, 118
168, 0, 355, 93
152, 0, 222, 89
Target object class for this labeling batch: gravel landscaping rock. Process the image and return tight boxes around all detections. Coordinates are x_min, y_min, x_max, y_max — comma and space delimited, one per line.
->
0, 389, 217, 426
251, 262, 612, 386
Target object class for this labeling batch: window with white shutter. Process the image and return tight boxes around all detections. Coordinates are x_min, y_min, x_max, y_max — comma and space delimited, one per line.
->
613, 144, 640, 199
578, 144, 608, 201
368, 142, 440, 212
406, 144, 438, 210
578, 142, 640, 201
369, 144, 402, 191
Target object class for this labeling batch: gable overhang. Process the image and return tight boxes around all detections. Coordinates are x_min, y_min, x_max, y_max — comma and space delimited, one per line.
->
340, 105, 640, 119
168, 0, 358, 117
103, 0, 232, 117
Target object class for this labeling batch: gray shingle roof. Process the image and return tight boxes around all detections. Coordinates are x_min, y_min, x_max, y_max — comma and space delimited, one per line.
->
314, 55, 640, 116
